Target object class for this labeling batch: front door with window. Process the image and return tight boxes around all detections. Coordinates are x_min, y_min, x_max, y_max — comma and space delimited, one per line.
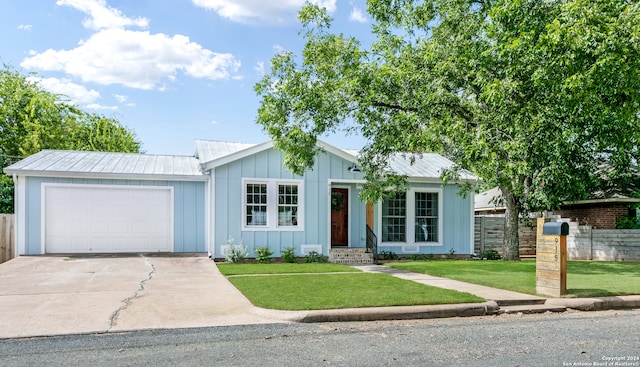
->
331, 188, 349, 246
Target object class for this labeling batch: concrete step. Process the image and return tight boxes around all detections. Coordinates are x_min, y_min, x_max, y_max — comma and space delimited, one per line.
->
329, 248, 374, 264
500, 304, 567, 314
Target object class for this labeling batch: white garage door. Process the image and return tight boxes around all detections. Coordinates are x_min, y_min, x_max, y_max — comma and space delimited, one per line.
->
43, 184, 173, 253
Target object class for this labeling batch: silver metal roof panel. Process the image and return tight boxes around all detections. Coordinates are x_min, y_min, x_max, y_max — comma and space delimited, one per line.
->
4, 150, 202, 179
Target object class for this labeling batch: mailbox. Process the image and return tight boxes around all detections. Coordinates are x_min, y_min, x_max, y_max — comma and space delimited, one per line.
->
542, 222, 569, 236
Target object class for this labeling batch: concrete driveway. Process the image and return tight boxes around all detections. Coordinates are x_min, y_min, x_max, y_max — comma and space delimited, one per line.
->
0, 255, 280, 339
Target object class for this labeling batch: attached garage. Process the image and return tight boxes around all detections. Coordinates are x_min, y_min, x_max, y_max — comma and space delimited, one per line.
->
4, 150, 208, 255
43, 184, 173, 253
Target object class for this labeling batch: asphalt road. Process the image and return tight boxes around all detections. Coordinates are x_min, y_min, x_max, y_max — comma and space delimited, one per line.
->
1, 309, 639, 367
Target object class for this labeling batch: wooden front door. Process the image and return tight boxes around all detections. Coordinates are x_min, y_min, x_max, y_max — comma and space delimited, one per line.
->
331, 188, 349, 246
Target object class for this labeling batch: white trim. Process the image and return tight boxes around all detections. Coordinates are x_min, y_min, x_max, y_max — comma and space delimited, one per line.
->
316, 140, 358, 163
202, 141, 274, 170
470, 191, 475, 255
329, 185, 352, 247
241, 178, 305, 232
377, 188, 444, 248
8, 171, 207, 182
206, 170, 213, 258
41, 183, 174, 253
14, 175, 26, 256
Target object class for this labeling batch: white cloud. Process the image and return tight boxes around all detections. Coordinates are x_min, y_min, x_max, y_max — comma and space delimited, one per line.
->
254, 61, 265, 76
18, 24, 32, 31
21, 28, 241, 90
56, 0, 148, 30
26, 76, 101, 105
349, 7, 367, 23
114, 94, 136, 107
85, 103, 118, 110
192, 0, 336, 24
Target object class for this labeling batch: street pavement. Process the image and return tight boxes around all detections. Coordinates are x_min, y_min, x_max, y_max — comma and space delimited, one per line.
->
0, 255, 638, 339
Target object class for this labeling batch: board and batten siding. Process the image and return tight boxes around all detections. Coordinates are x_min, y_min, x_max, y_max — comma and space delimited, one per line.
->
213, 148, 366, 257
22, 177, 206, 254
377, 183, 474, 255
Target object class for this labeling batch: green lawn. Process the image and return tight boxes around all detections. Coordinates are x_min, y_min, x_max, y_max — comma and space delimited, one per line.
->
219, 263, 484, 310
217, 263, 360, 276
387, 260, 640, 297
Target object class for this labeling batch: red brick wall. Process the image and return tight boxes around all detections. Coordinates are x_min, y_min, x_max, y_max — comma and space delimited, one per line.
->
554, 203, 630, 229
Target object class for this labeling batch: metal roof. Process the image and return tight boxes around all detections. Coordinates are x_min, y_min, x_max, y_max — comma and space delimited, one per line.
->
387, 153, 477, 181
3, 150, 203, 178
195, 140, 256, 166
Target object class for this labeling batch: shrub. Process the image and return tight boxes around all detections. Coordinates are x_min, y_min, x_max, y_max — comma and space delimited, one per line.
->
426, 253, 435, 260
303, 251, 328, 263
481, 249, 502, 260
281, 246, 296, 263
616, 216, 640, 229
225, 238, 248, 263
447, 249, 456, 259
254, 245, 273, 263
378, 250, 398, 260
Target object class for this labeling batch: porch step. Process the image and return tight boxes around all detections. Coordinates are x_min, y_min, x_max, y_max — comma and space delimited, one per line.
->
329, 248, 374, 265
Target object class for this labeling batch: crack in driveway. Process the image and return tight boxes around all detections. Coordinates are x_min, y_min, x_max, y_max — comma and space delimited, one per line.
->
107, 255, 156, 331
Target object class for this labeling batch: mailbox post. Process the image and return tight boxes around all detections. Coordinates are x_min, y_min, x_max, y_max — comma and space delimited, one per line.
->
536, 221, 569, 297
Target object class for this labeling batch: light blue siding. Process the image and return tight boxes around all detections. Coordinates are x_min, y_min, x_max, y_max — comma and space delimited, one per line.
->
214, 148, 364, 257
23, 177, 206, 254
377, 183, 473, 255
213, 146, 474, 258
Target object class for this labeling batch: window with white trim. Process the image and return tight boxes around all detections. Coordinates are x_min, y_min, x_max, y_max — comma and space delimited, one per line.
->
382, 193, 406, 242
242, 179, 304, 231
381, 189, 441, 244
415, 192, 438, 242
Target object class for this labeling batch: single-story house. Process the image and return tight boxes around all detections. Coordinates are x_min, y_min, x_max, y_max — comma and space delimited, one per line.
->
4, 140, 477, 259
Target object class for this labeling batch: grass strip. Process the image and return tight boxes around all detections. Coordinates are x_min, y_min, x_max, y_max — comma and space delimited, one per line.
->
227, 273, 484, 310
387, 260, 640, 297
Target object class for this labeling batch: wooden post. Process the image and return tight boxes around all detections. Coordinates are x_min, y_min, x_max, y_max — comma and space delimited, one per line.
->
536, 219, 568, 297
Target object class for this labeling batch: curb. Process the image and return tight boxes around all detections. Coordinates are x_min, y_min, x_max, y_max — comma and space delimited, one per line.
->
545, 295, 640, 311
253, 301, 500, 323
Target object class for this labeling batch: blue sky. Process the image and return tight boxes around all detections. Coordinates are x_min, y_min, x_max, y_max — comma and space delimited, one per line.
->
0, 0, 372, 155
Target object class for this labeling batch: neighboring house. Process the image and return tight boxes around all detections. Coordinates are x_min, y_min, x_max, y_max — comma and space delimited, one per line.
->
4, 140, 477, 259
474, 186, 640, 229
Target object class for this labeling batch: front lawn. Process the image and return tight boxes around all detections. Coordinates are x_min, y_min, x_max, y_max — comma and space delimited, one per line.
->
217, 263, 360, 276
387, 260, 640, 297
220, 263, 484, 310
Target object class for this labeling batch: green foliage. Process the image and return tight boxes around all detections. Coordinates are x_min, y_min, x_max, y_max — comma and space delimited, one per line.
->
255, 1, 640, 261
303, 251, 328, 263
254, 245, 274, 263
615, 217, 640, 230
0, 175, 13, 213
447, 249, 457, 259
481, 249, 502, 261
225, 238, 248, 263
281, 246, 297, 263
378, 250, 398, 260
0, 65, 142, 213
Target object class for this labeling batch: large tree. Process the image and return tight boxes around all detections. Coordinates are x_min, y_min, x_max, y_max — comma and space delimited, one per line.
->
255, 0, 640, 260
1, 66, 142, 213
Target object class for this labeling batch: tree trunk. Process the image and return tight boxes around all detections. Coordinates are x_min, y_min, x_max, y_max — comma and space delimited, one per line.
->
502, 187, 521, 261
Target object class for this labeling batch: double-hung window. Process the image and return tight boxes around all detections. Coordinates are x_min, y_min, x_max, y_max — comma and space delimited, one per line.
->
381, 189, 441, 244
243, 179, 303, 231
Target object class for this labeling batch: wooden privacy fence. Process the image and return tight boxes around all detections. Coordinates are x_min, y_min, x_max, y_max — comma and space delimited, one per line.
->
474, 216, 537, 256
0, 214, 15, 264
564, 221, 640, 262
